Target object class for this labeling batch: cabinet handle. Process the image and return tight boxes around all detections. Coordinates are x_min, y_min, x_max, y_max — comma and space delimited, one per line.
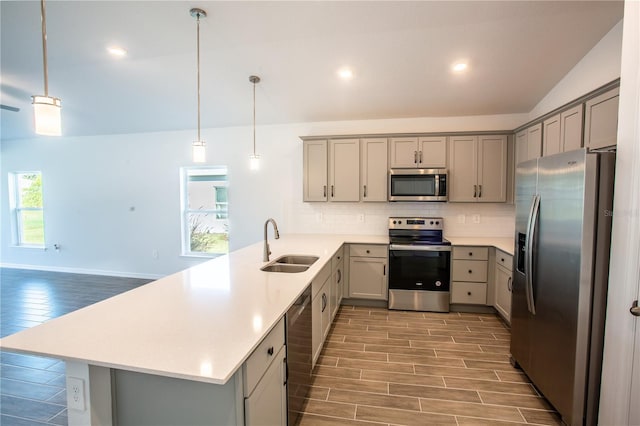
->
331, 185, 334, 197
414, 151, 418, 164
323, 185, 327, 197
478, 185, 482, 198
508, 277, 513, 292
467, 291, 472, 296
337, 269, 342, 283
468, 252, 473, 257
366, 250, 370, 254
419, 151, 423, 164
501, 258, 505, 262
473, 185, 477, 198
283, 357, 288, 386
468, 270, 473, 274
322, 293, 327, 312
383, 265, 386, 276
267, 346, 274, 356
363, 185, 367, 198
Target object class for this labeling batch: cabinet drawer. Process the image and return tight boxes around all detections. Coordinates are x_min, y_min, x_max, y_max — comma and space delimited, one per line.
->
350, 244, 387, 258
452, 260, 488, 282
451, 282, 487, 305
495, 250, 513, 271
452, 246, 489, 260
311, 262, 332, 299
243, 317, 285, 395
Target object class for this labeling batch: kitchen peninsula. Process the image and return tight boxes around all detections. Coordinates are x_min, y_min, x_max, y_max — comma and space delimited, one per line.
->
0, 233, 513, 425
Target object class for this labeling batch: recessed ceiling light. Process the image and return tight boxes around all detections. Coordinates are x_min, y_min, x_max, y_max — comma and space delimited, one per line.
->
338, 67, 354, 80
107, 46, 127, 57
452, 62, 468, 73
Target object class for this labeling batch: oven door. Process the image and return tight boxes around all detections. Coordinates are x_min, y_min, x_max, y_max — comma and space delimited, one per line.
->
388, 244, 451, 291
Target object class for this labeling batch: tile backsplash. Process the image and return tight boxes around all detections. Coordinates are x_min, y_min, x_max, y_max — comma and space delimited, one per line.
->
287, 201, 515, 238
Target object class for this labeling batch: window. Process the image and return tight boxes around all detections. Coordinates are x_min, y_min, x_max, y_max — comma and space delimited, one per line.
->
180, 167, 229, 256
8, 172, 45, 247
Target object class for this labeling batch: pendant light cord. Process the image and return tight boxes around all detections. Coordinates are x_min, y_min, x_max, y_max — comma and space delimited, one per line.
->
40, 0, 49, 96
196, 12, 202, 142
252, 80, 256, 156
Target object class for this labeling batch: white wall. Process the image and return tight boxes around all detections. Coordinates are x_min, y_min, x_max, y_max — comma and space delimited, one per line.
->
1, 113, 525, 277
528, 20, 623, 120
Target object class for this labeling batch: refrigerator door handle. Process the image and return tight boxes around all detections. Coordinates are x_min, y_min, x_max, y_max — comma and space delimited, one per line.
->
525, 194, 540, 315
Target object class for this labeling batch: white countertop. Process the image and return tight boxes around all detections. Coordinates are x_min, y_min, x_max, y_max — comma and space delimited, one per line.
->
446, 236, 515, 255
0, 234, 387, 385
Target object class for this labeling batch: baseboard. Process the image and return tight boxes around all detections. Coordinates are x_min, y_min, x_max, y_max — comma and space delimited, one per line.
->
0, 263, 162, 280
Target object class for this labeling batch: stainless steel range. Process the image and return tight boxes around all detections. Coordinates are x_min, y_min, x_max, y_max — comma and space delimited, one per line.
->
388, 217, 451, 312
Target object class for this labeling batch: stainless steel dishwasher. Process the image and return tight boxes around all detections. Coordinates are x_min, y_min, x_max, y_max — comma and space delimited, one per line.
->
286, 286, 312, 425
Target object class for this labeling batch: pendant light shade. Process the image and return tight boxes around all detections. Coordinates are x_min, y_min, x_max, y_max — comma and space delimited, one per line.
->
190, 8, 206, 163
32, 0, 62, 136
249, 75, 261, 170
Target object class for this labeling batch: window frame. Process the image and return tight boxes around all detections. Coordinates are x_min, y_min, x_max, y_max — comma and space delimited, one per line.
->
8, 171, 46, 248
180, 166, 229, 258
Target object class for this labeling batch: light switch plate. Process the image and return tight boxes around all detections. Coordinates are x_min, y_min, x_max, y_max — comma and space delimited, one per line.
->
457, 214, 466, 224
472, 214, 481, 224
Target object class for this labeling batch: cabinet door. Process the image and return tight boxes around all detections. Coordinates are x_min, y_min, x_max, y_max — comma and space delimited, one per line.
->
303, 140, 327, 201
515, 130, 528, 166
527, 123, 542, 161
361, 138, 388, 202
349, 257, 388, 300
311, 292, 323, 365
560, 104, 583, 152
494, 265, 512, 324
389, 137, 419, 168
585, 87, 619, 150
477, 135, 507, 202
331, 262, 343, 320
543, 114, 561, 157
329, 139, 360, 201
448, 136, 478, 202
418, 136, 447, 168
244, 346, 286, 426
321, 284, 331, 340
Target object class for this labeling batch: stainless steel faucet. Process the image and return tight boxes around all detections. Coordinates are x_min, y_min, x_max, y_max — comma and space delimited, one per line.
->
263, 218, 280, 262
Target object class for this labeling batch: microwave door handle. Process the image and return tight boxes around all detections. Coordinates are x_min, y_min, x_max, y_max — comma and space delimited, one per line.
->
435, 175, 440, 197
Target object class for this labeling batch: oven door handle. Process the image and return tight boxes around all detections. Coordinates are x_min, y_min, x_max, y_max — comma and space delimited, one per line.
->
389, 244, 452, 252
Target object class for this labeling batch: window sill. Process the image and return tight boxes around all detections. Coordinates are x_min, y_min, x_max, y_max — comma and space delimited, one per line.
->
180, 253, 225, 259
11, 245, 46, 250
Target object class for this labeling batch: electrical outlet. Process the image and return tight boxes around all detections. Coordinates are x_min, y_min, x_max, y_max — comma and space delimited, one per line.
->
472, 214, 481, 224
457, 214, 466, 224
357, 214, 365, 223
67, 377, 86, 411
152, 249, 159, 259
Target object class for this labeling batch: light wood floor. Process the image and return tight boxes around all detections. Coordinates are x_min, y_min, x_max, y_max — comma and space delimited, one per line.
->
299, 305, 562, 426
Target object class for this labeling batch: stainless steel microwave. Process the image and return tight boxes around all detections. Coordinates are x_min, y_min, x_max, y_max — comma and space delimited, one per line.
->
388, 169, 448, 202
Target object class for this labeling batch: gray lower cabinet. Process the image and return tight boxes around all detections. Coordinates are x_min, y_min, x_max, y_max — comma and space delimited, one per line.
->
331, 246, 345, 320
312, 263, 332, 366
450, 246, 489, 305
348, 244, 388, 300
113, 318, 287, 426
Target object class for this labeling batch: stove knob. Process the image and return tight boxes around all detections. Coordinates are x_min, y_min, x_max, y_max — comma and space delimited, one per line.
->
393, 220, 397, 224
398, 220, 402, 224
436, 221, 440, 225
435, 281, 442, 287
430, 221, 434, 225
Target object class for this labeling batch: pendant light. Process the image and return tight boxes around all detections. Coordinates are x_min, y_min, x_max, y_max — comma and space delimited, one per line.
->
190, 8, 206, 163
32, 0, 61, 136
249, 75, 261, 170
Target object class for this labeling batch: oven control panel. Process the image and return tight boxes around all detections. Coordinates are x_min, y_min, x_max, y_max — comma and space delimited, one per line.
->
389, 217, 443, 230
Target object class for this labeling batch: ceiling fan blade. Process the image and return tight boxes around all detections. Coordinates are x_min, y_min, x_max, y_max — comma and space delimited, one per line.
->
0, 104, 20, 112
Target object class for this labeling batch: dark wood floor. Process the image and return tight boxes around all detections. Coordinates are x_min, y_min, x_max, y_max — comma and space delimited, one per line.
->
0, 268, 151, 426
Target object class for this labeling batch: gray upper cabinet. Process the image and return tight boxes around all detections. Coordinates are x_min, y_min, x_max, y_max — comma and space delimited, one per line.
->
389, 136, 447, 168
361, 138, 388, 202
516, 123, 542, 166
303, 140, 328, 202
585, 87, 619, 150
449, 135, 507, 203
544, 104, 584, 157
329, 139, 360, 202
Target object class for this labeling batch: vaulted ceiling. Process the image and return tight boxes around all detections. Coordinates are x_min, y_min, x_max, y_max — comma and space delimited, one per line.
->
0, 1, 624, 141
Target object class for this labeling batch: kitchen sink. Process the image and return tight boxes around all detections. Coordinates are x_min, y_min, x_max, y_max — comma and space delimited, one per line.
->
272, 255, 319, 266
260, 254, 319, 273
261, 264, 310, 273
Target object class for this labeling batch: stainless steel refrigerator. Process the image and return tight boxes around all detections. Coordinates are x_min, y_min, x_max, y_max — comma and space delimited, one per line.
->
511, 148, 615, 426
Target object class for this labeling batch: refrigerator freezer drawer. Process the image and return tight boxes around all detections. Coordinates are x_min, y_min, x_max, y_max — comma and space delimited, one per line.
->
452, 246, 489, 260
452, 260, 488, 282
451, 282, 487, 304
